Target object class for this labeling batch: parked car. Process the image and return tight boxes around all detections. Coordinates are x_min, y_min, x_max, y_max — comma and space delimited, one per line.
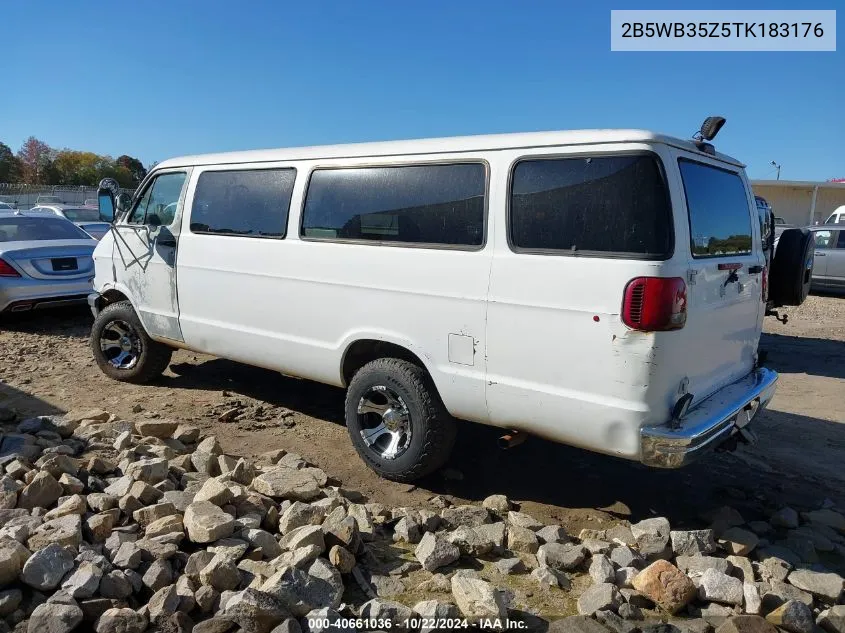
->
84, 199, 98, 207
0, 202, 14, 211
89, 125, 780, 480
809, 225, 845, 290
824, 205, 845, 225
30, 205, 111, 240
0, 210, 97, 314
35, 195, 64, 205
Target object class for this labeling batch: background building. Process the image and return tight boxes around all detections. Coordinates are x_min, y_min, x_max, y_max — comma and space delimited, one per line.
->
752, 180, 845, 226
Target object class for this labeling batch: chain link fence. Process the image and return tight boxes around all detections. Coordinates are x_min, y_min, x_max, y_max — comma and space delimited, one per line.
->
0, 184, 136, 210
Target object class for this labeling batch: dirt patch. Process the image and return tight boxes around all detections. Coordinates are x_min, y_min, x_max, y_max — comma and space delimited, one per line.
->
1, 294, 844, 545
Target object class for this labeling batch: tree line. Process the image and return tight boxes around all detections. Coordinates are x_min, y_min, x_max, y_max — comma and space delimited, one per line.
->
0, 137, 148, 188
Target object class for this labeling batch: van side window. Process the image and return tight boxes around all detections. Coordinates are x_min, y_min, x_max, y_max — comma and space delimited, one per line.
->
678, 159, 752, 258
814, 230, 834, 248
509, 155, 672, 258
190, 168, 296, 238
301, 163, 486, 247
127, 172, 187, 226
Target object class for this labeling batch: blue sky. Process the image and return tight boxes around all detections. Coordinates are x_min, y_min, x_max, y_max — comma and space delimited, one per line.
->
2, 1, 842, 180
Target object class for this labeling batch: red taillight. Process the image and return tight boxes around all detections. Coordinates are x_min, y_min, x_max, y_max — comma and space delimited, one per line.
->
622, 277, 687, 331
762, 266, 768, 302
0, 258, 20, 278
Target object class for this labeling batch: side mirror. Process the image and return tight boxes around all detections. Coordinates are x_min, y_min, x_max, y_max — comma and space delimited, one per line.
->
97, 190, 115, 223
97, 177, 120, 224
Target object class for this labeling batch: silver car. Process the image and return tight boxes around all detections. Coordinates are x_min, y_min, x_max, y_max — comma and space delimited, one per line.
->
810, 224, 845, 290
30, 204, 111, 240
0, 210, 97, 314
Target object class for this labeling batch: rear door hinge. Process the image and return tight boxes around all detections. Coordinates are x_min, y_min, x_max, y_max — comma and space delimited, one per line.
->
687, 269, 698, 285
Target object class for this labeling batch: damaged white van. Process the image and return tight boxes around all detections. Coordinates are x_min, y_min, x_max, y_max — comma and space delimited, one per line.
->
89, 119, 789, 481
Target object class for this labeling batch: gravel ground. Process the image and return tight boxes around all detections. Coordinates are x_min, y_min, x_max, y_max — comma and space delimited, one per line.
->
0, 293, 844, 555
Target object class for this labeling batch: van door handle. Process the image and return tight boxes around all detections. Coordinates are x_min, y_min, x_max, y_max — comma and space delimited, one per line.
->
748, 265, 763, 274
815, 252, 826, 256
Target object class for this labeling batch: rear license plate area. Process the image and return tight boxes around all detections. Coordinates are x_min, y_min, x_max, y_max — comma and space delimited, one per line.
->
51, 257, 78, 271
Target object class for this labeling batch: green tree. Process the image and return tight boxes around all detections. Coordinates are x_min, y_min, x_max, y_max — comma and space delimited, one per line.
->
0, 142, 22, 183
116, 155, 147, 184
17, 137, 52, 184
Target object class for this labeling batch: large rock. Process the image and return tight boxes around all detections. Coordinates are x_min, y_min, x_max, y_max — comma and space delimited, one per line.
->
62, 561, 104, 599
589, 555, 616, 584
148, 584, 180, 623
28, 514, 82, 550
577, 583, 622, 616
761, 580, 814, 612
184, 501, 235, 543
18, 471, 63, 509
224, 588, 289, 633
507, 525, 539, 554
630, 517, 671, 557
719, 527, 760, 556
279, 502, 325, 534
0, 537, 30, 585
451, 576, 507, 623
671, 530, 717, 556
631, 559, 696, 614
818, 605, 845, 633
27, 601, 84, 633
200, 554, 241, 592
260, 558, 342, 617
252, 468, 322, 502
771, 507, 800, 529
280, 525, 325, 553
676, 555, 732, 576
125, 457, 169, 484
440, 505, 491, 529
787, 569, 844, 603
715, 615, 778, 633
360, 598, 415, 629
537, 542, 587, 571
414, 600, 463, 633
698, 568, 743, 605
136, 420, 179, 438
802, 509, 845, 533
766, 600, 815, 633
95, 607, 148, 633
20, 543, 74, 590
0, 588, 21, 617
416, 532, 460, 572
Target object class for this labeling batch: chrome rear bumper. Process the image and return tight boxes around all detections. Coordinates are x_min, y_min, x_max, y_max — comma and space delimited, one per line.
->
640, 367, 778, 468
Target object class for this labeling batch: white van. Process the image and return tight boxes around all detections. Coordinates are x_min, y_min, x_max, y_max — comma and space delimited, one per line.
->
90, 125, 779, 481
825, 205, 845, 225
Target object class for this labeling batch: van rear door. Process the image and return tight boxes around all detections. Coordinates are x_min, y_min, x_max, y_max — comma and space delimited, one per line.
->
673, 154, 764, 404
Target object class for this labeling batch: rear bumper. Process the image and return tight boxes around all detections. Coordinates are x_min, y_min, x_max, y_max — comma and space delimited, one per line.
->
1, 279, 92, 313
640, 367, 778, 468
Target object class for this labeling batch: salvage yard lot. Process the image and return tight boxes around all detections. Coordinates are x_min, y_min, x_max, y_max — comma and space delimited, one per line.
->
1, 294, 844, 565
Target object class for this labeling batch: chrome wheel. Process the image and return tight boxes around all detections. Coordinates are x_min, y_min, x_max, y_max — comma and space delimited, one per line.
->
357, 385, 412, 460
99, 319, 142, 370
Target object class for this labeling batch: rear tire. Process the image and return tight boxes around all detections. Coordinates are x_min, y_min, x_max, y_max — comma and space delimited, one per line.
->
91, 301, 173, 383
345, 358, 456, 482
769, 228, 814, 307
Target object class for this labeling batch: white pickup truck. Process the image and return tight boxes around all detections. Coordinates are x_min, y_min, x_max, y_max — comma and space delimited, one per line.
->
88, 119, 784, 481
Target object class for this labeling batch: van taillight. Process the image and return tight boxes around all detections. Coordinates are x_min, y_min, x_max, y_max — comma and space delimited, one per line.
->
622, 277, 686, 331
0, 258, 20, 277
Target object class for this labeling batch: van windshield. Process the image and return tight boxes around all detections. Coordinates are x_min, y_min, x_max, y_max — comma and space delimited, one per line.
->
679, 160, 752, 257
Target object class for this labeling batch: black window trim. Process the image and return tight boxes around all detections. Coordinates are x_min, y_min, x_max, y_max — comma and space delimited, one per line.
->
506, 149, 675, 261
187, 166, 298, 241
123, 169, 189, 227
298, 159, 490, 252
677, 157, 754, 260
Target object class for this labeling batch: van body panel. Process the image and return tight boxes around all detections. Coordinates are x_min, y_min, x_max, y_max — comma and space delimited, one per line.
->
175, 156, 493, 424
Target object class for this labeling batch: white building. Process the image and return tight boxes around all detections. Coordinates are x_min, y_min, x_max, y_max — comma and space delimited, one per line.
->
752, 179, 845, 226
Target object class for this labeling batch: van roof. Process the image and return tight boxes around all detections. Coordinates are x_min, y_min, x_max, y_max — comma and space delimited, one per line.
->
155, 129, 744, 170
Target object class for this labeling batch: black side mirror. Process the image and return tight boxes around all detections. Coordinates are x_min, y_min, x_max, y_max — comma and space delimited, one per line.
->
97, 178, 120, 224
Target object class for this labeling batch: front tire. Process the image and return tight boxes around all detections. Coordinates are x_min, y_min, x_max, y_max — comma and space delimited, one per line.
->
345, 358, 456, 482
91, 301, 173, 384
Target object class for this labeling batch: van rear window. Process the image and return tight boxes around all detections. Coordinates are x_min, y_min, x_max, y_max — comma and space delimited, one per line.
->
679, 159, 752, 258
509, 154, 672, 258
301, 163, 486, 247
